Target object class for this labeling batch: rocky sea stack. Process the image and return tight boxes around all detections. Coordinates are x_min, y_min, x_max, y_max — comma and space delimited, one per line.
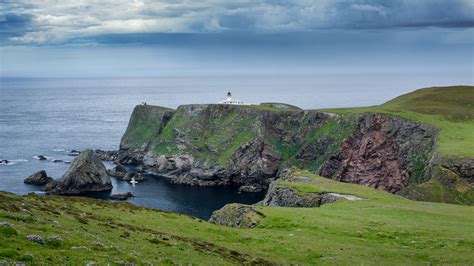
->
44, 150, 112, 195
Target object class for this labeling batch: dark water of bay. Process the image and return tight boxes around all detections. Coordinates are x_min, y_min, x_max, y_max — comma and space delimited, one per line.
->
0, 75, 455, 219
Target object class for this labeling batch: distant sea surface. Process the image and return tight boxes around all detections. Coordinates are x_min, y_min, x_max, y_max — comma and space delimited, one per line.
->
0, 75, 462, 219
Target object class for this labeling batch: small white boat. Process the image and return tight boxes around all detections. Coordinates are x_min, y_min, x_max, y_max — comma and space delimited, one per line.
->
130, 177, 138, 187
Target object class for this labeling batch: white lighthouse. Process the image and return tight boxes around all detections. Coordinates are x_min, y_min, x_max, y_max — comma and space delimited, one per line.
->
220, 92, 246, 105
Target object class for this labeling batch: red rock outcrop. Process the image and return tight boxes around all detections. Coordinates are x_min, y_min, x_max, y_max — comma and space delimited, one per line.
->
321, 115, 410, 193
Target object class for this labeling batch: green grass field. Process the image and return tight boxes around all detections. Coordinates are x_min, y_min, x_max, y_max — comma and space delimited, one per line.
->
1, 168, 473, 264
321, 86, 474, 158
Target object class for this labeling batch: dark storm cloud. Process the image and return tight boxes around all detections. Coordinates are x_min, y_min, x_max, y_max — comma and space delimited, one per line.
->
0, 0, 473, 45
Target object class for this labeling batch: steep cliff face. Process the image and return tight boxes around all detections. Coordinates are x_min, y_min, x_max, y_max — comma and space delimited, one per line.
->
117, 99, 472, 204
120, 105, 175, 151
320, 114, 438, 193
119, 104, 357, 189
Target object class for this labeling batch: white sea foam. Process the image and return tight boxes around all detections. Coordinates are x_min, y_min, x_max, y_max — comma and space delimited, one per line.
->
53, 148, 65, 152
10, 159, 28, 162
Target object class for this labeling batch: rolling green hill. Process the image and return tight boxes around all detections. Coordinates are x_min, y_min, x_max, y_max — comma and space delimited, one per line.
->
322, 86, 474, 158
1, 169, 474, 264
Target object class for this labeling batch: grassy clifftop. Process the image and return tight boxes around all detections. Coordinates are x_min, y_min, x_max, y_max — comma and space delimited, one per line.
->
120, 105, 174, 150
323, 86, 474, 158
1, 169, 474, 264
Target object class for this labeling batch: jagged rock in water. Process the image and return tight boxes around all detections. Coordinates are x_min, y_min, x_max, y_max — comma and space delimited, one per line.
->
37, 155, 48, 161
43, 150, 112, 195
68, 150, 81, 156
24, 170, 53, 186
110, 192, 134, 200
208, 204, 265, 228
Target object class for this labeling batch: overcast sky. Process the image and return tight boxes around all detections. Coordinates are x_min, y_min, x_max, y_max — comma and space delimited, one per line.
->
0, 0, 473, 79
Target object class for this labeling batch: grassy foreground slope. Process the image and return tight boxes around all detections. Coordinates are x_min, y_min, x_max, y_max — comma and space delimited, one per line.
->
2, 170, 474, 264
322, 86, 474, 158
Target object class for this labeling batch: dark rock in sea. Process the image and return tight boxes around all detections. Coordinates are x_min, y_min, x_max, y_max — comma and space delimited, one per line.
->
94, 149, 119, 161
0, 159, 9, 165
37, 155, 48, 161
52, 159, 64, 163
24, 170, 53, 186
68, 150, 81, 156
208, 203, 265, 228
64, 161, 72, 164
107, 164, 127, 178
43, 150, 112, 195
110, 192, 134, 200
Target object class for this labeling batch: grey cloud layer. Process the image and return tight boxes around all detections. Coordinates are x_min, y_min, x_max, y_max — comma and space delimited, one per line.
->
1, 0, 473, 45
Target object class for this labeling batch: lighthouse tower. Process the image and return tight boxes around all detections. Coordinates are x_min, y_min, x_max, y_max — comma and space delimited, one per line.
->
220, 91, 245, 105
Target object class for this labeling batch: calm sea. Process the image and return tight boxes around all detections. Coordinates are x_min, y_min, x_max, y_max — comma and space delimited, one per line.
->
0, 75, 454, 218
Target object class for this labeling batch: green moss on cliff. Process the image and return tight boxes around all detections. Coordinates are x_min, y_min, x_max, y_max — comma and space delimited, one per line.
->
400, 166, 474, 205
120, 105, 174, 150
271, 116, 357, 172
150, 105, 259, 165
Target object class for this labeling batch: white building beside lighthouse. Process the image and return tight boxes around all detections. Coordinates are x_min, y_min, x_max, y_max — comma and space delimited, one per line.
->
219, 92, 245, 105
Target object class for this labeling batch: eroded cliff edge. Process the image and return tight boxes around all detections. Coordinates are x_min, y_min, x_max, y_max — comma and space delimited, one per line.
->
111, 95, 473, 205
